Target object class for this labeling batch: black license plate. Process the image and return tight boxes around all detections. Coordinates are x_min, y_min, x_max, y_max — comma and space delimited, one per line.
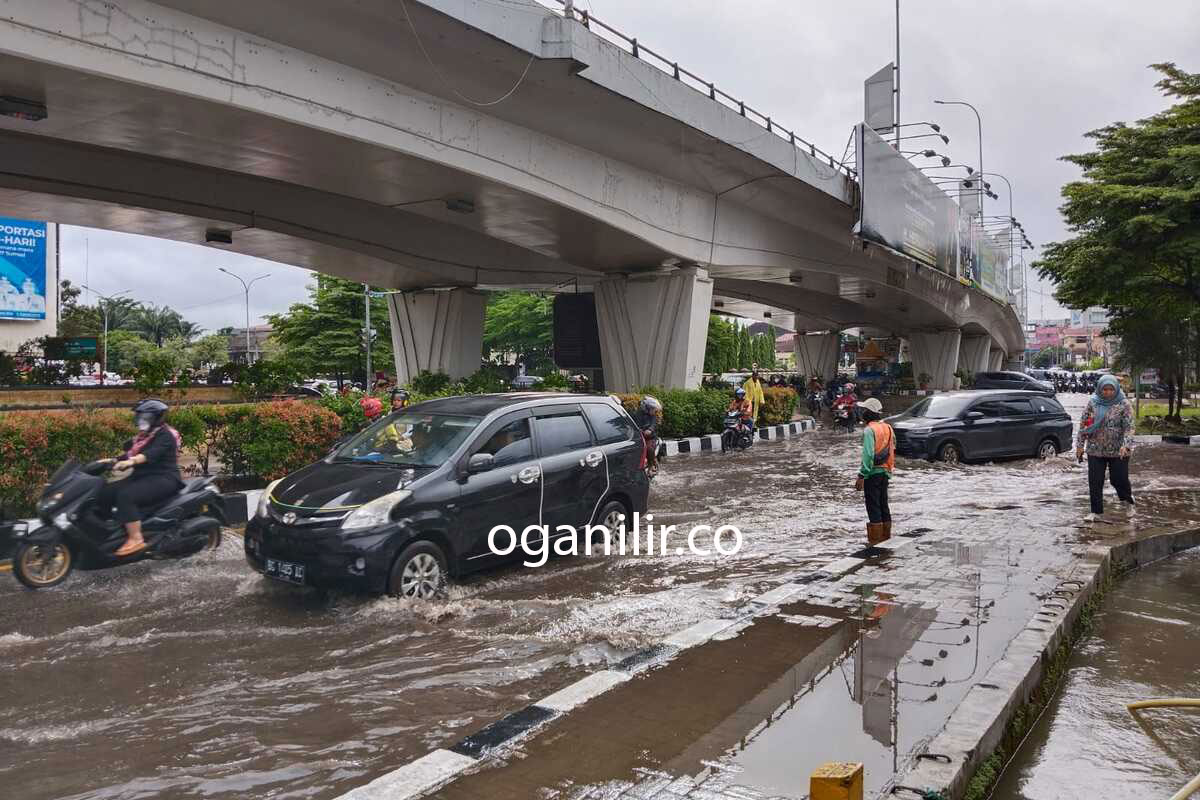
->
264, 558, 306, 585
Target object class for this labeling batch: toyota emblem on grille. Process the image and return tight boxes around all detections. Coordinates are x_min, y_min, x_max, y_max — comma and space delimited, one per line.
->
282, 512, 297, 525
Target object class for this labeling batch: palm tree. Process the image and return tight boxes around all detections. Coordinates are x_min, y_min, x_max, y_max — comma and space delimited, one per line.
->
132, 304, 187, 346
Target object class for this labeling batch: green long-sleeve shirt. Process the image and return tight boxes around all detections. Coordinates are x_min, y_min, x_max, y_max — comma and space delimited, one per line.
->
859, 425, 893, 478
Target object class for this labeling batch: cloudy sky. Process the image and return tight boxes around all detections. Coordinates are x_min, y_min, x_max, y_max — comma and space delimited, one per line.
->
59, 0, 1199, 331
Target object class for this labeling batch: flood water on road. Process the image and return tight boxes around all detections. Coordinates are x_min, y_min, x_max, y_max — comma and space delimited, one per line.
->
1, 393, 1197, 799
991, 549, 1200, 800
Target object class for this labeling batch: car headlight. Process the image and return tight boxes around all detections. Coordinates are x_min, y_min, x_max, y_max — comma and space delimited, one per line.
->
907, 428, 932, 435
257, 479, 283, 518
342, 490, 412, 531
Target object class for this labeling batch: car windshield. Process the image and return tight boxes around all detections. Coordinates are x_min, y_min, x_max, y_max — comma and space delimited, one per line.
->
332, 412, 482, 467
897, 396, 975, 419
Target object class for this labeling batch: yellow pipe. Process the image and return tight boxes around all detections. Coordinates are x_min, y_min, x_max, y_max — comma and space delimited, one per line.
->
1169, 772, 1200, 800
1127, 698, 1200, 712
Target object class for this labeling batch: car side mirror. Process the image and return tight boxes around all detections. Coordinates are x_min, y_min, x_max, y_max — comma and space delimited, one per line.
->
965, 411, 984, 420
466, 453, 495, 475
329, 434, 352, 452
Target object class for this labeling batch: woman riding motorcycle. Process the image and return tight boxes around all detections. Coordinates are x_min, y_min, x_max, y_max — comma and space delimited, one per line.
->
728, 387, 754, 434
101, 398, 184, 556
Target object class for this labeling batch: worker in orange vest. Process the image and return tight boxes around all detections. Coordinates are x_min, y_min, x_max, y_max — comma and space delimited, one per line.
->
854, 397, 894, 545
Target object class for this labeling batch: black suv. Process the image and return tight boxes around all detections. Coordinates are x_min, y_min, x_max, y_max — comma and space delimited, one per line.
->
889, 390, 1073, 464
245, 393, 650, 596
973, 371, 1055, 395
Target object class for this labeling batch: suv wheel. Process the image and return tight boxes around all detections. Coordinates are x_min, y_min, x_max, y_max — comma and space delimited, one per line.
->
936, 442, 962, 464
596, 499, 627, 535
1037, 438, 1059, 459
388, 541, 448, 599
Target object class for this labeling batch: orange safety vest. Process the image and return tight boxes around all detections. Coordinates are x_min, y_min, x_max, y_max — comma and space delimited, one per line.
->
868, 421, 895, 472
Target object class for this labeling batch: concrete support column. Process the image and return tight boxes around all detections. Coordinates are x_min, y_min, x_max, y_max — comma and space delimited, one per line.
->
387, 288, 486, 383
988, 349, 1005, 371
793, 332, 841, 380
594, 266, 713, 392
957, 335, 992, 376
906, 330, 961, 391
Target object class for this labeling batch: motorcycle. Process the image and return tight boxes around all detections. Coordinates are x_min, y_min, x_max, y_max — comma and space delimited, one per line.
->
10, 459, 225, 590
641, 427, 661, 480
833, 401, 858, 433
721, 411, 754, 453
807, 391, 823, 418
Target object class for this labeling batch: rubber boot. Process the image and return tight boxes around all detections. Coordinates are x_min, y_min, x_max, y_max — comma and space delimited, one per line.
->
867, 523, 885, 545
881, 521, 892, 542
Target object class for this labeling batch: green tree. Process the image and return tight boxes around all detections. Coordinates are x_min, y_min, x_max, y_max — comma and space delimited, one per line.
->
105, 331, 157, 376
483, 291, 552, 372
268, 275, 392, 386
703, 314, 737, 374
1032, 346, 1070, 368
132, 304, 195, 346
188, 333, 230, 370
1035, 63, 1200, 413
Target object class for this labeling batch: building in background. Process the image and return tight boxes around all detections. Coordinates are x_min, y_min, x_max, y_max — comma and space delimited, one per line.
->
227, 324, 273, 365
1070, 306, 1110, 328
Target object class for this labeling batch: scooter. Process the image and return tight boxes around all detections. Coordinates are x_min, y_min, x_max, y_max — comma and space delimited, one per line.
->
833, 401, 858, 433
721, 411, 754, 453
10, 459, 226, 590
807, 391, 823, 418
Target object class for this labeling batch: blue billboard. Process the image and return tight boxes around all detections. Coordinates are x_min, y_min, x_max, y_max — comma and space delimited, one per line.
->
0, 216, 48, 320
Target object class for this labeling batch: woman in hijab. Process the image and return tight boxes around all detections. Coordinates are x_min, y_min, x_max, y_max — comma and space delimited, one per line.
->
1075, 374, 1135, 517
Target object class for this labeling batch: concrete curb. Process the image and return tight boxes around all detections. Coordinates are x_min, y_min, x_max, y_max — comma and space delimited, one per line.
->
659, 418, 816, 457
894, 524, 1200, 800
330, 530, 917, 800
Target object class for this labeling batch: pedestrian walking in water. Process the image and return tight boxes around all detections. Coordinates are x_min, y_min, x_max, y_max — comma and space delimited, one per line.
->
1076, 374, 1135, 519
855, 397, 894, 545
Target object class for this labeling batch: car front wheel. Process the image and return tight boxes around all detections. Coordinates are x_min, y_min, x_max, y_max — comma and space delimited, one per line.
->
1037, 438, 1059, 459
936, 442, 962, 464
387, 541, 448, 599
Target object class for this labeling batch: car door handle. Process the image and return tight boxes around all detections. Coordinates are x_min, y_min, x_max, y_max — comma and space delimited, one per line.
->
581, 451, 604, 468
514, 466, 541, 484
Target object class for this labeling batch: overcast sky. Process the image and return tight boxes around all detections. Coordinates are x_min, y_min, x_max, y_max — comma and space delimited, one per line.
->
59, 0, 1200, 331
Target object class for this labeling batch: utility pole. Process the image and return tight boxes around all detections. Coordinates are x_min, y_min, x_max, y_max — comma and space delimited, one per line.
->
894, 0, 901, 147
82, 285, 130, 383
364, 283, 372, 384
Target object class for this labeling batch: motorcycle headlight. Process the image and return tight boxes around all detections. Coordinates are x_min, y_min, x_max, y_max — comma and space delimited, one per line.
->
257, 479, 283, 518
341, 490, 412, 531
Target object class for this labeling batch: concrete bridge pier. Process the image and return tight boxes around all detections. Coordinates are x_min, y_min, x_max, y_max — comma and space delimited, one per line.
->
594, 266, 713, 392
988, 349, 1006, 372
387, 288, 487, 383
906, 330, 962, 391
957, 335, 992, 378
793, 332, 841, 380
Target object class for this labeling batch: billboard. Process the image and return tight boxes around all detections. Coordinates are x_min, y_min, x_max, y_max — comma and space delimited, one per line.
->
855, 125, 1014, 306
854, 124, 961, 276
0, 216, 48, 320
552, 293, 602, 368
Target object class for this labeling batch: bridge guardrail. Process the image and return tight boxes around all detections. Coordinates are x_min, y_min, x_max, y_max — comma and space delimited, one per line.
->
540, 0, 856, 179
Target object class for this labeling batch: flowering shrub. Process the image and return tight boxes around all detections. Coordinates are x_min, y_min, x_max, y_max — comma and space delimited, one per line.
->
0, 412, 131, 517
225, 401, 343, 481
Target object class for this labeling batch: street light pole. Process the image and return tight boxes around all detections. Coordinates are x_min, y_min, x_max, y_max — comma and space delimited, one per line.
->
364, 283, 372, 385
979, 172, 1017, 302
934, 99, 983, 218
218, 268, 271, 364
81, 285, 130, 383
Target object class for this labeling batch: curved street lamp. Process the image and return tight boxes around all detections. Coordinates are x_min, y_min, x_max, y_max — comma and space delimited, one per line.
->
218, 267, 271, 364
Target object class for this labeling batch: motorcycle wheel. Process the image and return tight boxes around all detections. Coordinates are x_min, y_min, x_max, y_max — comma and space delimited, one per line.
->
206, 527, 223, 550
13, 541, 74, 590
721, 430, 733, 453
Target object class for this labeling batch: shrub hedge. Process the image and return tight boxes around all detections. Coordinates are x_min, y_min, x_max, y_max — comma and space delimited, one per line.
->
0, 401, 343, 517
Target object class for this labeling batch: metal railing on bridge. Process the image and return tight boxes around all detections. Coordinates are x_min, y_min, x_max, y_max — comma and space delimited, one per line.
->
539, 0, 856, 179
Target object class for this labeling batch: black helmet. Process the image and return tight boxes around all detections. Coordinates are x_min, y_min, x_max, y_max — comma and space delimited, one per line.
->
133, 398, 168, 430
390, 387, 409, 408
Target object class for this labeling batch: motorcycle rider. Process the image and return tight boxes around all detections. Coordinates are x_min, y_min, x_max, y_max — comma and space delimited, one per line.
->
807, 374, 824, 416
854, 397, 894, 546
833, 381, 859, 427
102, 399, 184, 556
728, 387, 754, 435
634, 395, 663, 472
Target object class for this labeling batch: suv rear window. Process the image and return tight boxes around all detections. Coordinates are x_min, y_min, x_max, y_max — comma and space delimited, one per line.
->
535, 413, 593, 456
582, 403, 636, 445
1035, 397, 1065, 414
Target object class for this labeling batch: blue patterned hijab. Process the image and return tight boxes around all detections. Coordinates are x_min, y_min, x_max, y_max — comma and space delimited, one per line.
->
1081, 375, 1124, 434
